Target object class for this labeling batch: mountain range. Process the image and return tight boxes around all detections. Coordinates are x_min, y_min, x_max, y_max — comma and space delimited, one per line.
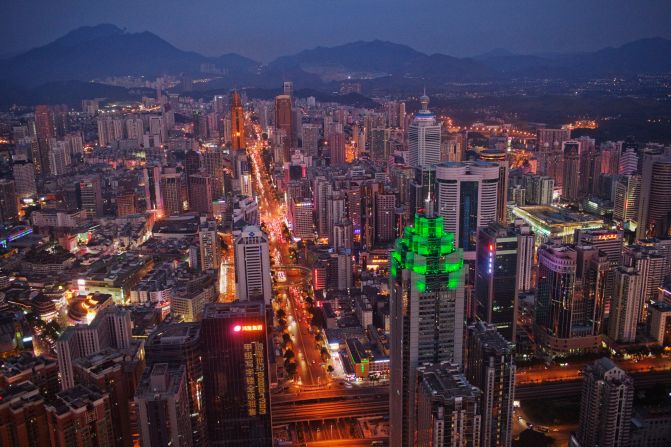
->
1, 24, 671, 98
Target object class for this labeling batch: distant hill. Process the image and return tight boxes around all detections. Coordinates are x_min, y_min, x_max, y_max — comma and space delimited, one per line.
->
1, 24, 670, 98
0, 24, 259, 87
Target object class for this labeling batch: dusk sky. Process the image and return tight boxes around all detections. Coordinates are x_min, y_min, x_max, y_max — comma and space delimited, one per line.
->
2, 0, 671, 61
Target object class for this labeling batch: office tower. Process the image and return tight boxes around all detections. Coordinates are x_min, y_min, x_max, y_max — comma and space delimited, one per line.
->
189, 174, 214, 214
46, 385, 115, 447
74, 348, 145, 447
525, 174, 554, 206
301, 123, 320, 156
146, 323, 207, 447
478, 150, 509, 224
326, 192, 347, 242
648, 301, 671, 346
234, 225, 272, 304
49, 140, 70, 176
314, 176, 332, 238
575, 229, 624, 310
0, 179, 18, 224
79, 175, 104, 218
608, 266, 643, 343
283, 81, 293, 98
346, 186, 362, 237
618, 142, 639, 175
230, 90, 245, 150
622, 244, 666, 305
374, 191, 396, 245
135, 364, 193, 447
328, 130, 346, 165
475, 222, 534, 342
275, 95, 293, 157
415, 362, 482, 447
34, 105, 54, 176
289, 199, 314, 239
199, 220, 221, 271
12, 160, 37, 200
332, 219, 353, 251
537, 128, 570, 186
160, 172, 185, 216
389, 204, 466, 447
408, 92, 441, 168
0, 381, 51, 446
435, 161, 500, 258
465, 322, 515, 447
370, 127, 389, 161
335, 249, 353, 290
562, 141, 582, 202
441, 132, 464, 162
201, 303, 272, 446
637, 153, 671, 238
572, 358, 633, 447
56, 306, 133, 390
613, 175, 641, 230
535, 240, 604, 354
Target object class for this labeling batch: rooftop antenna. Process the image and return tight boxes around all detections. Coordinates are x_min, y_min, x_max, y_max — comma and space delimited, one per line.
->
425, 170, 435, 218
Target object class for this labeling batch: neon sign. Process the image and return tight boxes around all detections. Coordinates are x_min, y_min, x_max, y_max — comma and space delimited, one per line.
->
233, 324, 263, 332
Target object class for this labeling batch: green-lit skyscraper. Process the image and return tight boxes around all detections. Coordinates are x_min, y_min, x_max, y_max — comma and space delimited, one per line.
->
389, 198, 466, 447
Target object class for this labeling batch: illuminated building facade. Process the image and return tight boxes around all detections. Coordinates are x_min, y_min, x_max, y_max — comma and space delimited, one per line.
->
389, 202, 465, 447
234, 225, 272, 305
230, 90, 245, 150
201, 303, 271, 446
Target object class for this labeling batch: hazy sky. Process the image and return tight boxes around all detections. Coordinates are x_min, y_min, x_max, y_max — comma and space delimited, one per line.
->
2, 0, 670, 61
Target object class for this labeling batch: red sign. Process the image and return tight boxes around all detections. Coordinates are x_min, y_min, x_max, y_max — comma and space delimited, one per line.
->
233, 324, 263, 333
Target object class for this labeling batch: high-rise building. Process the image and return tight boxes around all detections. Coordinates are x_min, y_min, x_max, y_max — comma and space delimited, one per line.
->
613, 174, 641, 230
230, 91, 245, 150
328, 130, 346, 165
289, 199, 314, 239
275, 95, 293, 158
74, 347, 145, 447
637, 153, 671, 238
475, 222, 533, 342
135, 363, 193, 447
525, 174, 554, 206
408, 92, 441, 169
465, 322, 515, 447
34, 105, 54, 176
435, 161, 500, 258
389, 204, 465, 447
56, 306, 133, 390
0, 179, 18, 224
283, 81, 293, 98
45, 384, 115, 447
160, 172, 185, 216
201, 303, 272, 446
234, 225, 272, 305
562, 140, 582, 202
12, 160, 37, 200
535, 240, 605, 354
145, 323, 207, 447
608, 266, 644, 343
415, 362, 482, 447
79, 175, 104, 218
301, 123, 320, 157
189, 174, 214, 214
572, 358, 634, 447
0, 381, 51, 446
115, 192, 137, 217
199, 220, 221, 271
374, 191, 396, 245
332, 219, 353, 251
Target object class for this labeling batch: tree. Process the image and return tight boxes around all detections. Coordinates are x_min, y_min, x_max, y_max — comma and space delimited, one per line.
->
320, 347, 330, 362
285, 361, 297, 376
315, 333, 324, 342
283, 348, 295, 360
278, 318, 287, 328
282, 333, 291, 345
327, 365, 334, 373
276, 309, 286, 319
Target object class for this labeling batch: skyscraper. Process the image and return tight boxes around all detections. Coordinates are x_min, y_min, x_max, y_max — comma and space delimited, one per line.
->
234, 225, 272, 305
415, 362, 482, 447
201, 302, 272, 446
435, 161, 500, 259
135, 363, 193, 447
145, 323, 207, 447
390, 201, 465, 447
230, 90, 245, 150
34, 105, 54, 176
637, 152, 671, 238
301, 123, 320, 157
160, 172, 185, 216
408, 92, 441, 169
12, 160, 37, 200
465, 322, 515, 447
79, 175, 104, 218
0, 179, 18, 224
199, 220, 221, 271
275, 95, 293, 159
374, 191, 396, 245
572, 358, 634, 447
189, 174, 214, 214
475, 222, 533, 342
562, 140, 582, 202
608, 266, 644, 343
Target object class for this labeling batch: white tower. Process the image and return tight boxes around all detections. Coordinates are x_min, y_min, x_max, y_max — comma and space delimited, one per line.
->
234, 225, 272, 305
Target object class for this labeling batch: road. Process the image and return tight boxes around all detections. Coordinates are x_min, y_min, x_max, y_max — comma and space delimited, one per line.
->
246, 124, 327, 386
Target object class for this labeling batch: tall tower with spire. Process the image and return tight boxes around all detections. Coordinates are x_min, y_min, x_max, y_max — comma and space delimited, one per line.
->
389, 207, 465, 447
408, 91, 441, 168
230, 90, 245, 150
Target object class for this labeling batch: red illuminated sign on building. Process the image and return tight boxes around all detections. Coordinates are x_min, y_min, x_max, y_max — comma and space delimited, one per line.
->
233, 324, 263, 333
